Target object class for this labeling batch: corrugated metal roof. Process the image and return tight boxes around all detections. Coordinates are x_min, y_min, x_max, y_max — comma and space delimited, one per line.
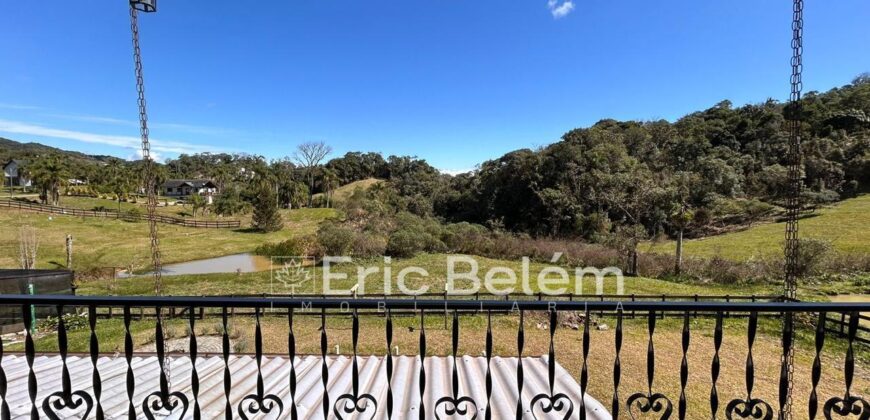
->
0, 354, 610, 419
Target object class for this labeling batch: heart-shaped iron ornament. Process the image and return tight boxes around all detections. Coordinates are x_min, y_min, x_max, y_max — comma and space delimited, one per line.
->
626, 392, 673, 420
434, 396, 478, 420
42, 391, 94, 420
725, 398, 774, 420
238, 394, 284, 420
529, 392, 574, 420
142, 391, 189, 420
823, 395, 869, 420
334, 393, 378, 420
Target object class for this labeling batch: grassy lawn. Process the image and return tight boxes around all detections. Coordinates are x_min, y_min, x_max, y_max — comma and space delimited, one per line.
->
0, 205, 337, 270
75, 253, 781, 297
647, 194, 870, 260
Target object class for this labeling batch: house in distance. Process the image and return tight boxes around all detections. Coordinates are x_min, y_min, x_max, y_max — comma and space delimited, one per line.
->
3, 159, 32, 189
162, 179, 219, 204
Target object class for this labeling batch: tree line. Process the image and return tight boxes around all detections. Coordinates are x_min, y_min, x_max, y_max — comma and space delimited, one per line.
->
9, 75, 869, 247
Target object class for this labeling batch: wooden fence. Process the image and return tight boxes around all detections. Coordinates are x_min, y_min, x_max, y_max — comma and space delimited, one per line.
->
825, 311, 870, 346
0, 199, 241, 228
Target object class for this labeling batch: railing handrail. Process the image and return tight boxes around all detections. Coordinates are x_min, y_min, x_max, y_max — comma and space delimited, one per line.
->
224, 292, 787, 300
2, 294, 868, 312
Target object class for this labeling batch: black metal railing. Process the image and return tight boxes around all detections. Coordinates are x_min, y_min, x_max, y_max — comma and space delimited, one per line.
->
0, 295, 867, 419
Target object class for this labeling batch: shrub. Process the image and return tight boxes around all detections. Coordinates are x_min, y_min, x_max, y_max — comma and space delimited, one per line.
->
441, 222, 492, 253
37, 313, 88, 332
386, 228, 428, 257
316, 222, 355, 256
233, 337, 249, 353
794, 238, 833, 278
406, 194, 433, 216
352, 233, 388, 257
214, 188, 251, 216
255, 235, 317, 257
122, 207, 143, 222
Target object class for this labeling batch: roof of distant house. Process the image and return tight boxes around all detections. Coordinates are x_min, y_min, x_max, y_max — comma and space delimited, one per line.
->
163, 179, 217, 188
3, 159, 27, 169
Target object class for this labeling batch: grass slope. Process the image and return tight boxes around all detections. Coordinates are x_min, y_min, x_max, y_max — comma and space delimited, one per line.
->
314, 178, 383, 204
76, 253, 779, 297
647, 194, 870, 260
0, 206, 337, 270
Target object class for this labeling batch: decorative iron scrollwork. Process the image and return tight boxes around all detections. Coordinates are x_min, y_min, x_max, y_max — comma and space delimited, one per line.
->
434, 311, 478, 420
530, 393, 574, 420
142, 392, 189, 420
42, 304, 95, 420
626, 393, 673, 420
238, 394, 283, 420
726, 312, 773, 420
434, 395, 478, 420
332, 310, 378, 420
725, 399, 774, 420
238, 307, 284, 420
42, 392, 94, 420
626, 311, 673, 420
823, 312, 869, 420
823, 396, 869, 420
142, 308, 189, 420
334, 394, 378, 420
530, 309, 575, 420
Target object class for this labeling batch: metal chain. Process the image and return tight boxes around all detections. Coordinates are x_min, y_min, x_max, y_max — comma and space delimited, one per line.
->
784, 0, 803, 301
782, 0, 803, 418
130, 7, 163, 296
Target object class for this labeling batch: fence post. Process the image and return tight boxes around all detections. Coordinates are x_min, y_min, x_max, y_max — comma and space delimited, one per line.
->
27, 283, 37, 334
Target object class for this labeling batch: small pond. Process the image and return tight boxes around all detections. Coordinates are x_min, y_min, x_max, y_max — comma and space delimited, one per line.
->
122, 253, 272, 277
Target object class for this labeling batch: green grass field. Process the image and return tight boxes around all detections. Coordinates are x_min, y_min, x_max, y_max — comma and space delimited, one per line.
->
647, 194, 870, 260
75, 253, 780, 297
0, 204, 337, 270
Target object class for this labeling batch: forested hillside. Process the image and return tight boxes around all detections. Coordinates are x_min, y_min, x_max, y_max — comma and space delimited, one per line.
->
5, 75, 869, 243
0, 137, 112, 165
433, 74, 870, 239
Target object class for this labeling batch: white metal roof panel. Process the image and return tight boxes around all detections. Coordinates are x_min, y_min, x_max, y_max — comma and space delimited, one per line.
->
0, 354, 610, 419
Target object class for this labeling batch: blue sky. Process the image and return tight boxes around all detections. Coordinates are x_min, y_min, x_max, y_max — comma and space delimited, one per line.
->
1, 1, 868, 173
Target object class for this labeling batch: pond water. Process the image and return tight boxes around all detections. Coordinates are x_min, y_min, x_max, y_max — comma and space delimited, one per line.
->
828, 294, 870, 303
123, 253, 272, 277
829, 294, 870, 327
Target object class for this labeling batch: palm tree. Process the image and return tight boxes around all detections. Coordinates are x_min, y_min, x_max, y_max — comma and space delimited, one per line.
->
110, 170, 133, 212
29, 156, 68, 206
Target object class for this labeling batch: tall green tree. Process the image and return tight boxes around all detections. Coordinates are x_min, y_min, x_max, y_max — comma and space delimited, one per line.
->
251, 181, 283, 232
189, 193, 207, 218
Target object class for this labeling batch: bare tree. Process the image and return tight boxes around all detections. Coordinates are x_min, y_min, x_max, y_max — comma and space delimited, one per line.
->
293, 141, 332, 207
18, 226, 38, 270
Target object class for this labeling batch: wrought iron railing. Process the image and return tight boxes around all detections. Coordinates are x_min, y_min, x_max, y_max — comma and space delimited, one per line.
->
0, 295, 866, 419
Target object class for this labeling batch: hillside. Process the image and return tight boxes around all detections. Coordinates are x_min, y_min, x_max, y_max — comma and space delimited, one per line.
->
314, 177, 384, 205
0, 137, 111, 165
647, 194, 870, 260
